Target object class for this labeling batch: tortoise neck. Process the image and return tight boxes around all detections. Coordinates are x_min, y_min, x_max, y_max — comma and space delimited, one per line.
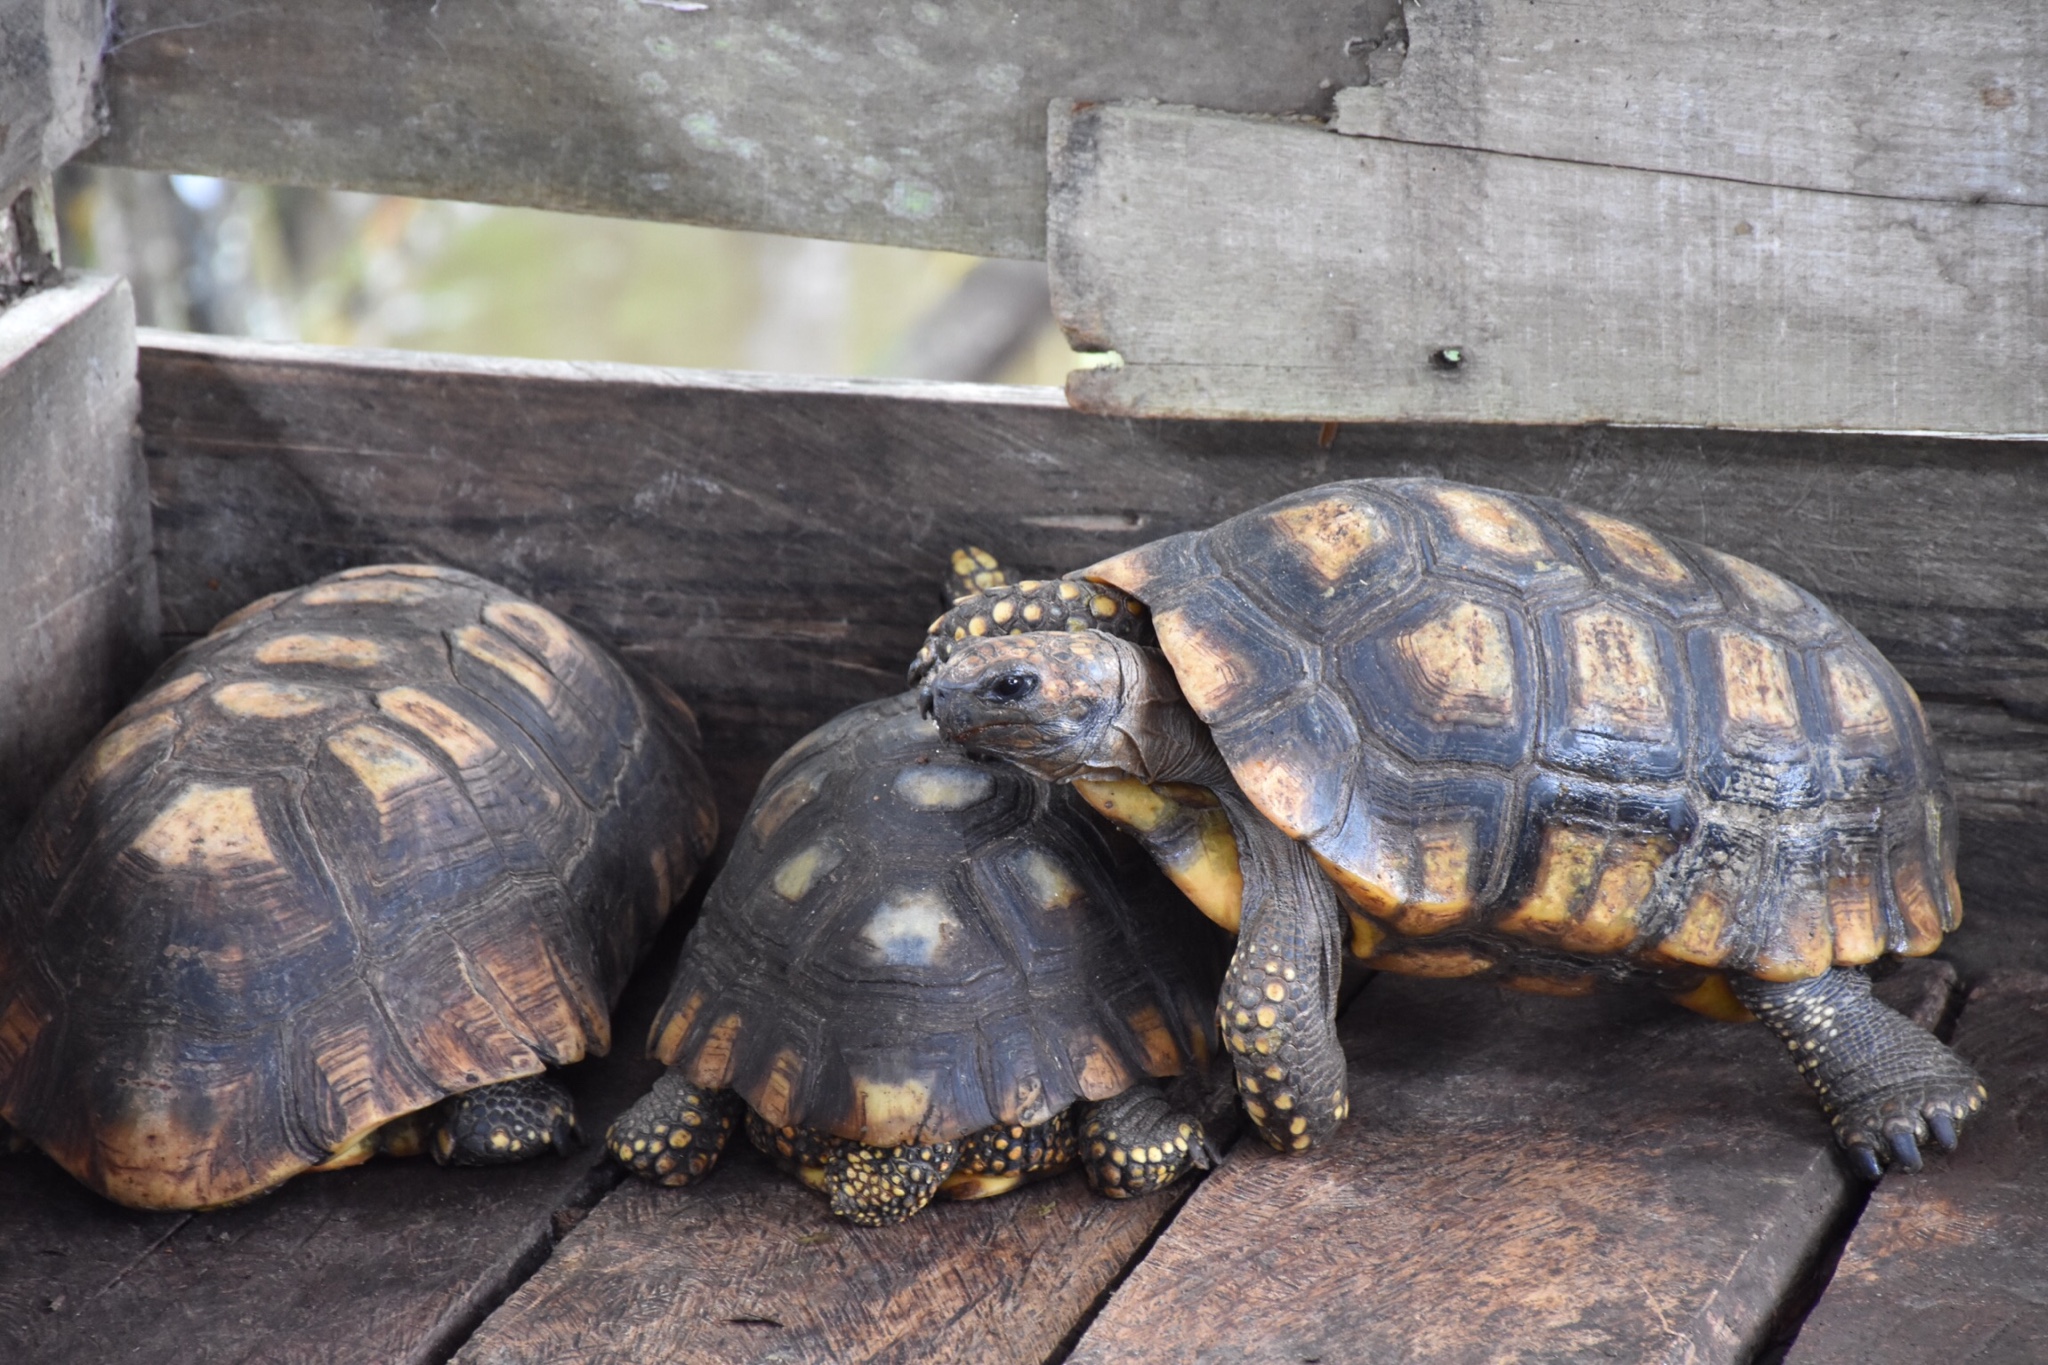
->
1113, 648, 1233, 789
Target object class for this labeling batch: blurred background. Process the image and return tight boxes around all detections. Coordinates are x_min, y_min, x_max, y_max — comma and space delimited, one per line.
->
53, 166, 1083, 385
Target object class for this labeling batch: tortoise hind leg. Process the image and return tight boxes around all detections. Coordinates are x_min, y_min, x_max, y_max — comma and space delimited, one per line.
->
746, 1113, 963, 1224
942, 1110, 1080, 1200
1732, 967, 1987, 1179
433, 1074, 579, 1167
608, 1068, 742, 1186
1080, 1085, 1219, 1199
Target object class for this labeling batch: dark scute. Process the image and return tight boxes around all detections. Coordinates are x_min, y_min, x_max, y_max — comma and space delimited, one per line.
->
1499, 773, 1699, 913
1205, 483, 1421, 638
1315, 751, 1519, 907
1683, 629, 1826, 809
1214, 687, 1360, 841
1540, 501, 1729, 620
1337, 590, 1536, 770
1157, 571, 1317, 729
1534, 602, 1691, 783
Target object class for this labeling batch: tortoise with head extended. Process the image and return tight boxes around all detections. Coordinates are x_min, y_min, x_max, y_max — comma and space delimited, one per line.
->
0, 564, 716, 1209
608, 689, 1222, 1225
921, 477, 1984, 1180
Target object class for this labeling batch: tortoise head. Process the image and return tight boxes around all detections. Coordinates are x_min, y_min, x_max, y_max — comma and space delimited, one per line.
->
924, 631, 1157, 783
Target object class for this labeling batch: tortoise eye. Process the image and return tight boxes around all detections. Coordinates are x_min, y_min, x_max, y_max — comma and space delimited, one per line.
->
984, 672, 1040, 705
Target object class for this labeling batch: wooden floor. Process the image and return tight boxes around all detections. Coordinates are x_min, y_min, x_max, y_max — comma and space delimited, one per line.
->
6, 937, 2038, 1364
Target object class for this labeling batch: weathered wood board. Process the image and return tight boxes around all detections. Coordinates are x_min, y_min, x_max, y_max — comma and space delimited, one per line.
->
1786, 969, 2048, 1364
0, 0, 105, 208
0, 274, 158, 842
1329, 0, 2046, 207
86, 0, 1393, 258
451, 1146, 1187, 1365
1050, 102, 2048, 434
1065, 961, 1956, 1365
132, 332, 2048, 969
0, 892, 695, 1365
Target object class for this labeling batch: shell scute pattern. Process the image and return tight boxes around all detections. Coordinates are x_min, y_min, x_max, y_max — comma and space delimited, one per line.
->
650, 693, 1218, 1148
1087, 478, 1956, 980
0, 566, 714, 1208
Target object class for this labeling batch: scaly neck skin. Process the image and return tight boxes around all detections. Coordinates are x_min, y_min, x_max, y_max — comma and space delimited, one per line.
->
1096, 646, 1235, 789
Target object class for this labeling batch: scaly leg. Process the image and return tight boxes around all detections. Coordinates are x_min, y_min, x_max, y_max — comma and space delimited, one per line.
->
434, 1074, 579, 1166
1080, 1085, 1218, 1198
608, 1068, 743, 1186
1733, 967, 1986, 1179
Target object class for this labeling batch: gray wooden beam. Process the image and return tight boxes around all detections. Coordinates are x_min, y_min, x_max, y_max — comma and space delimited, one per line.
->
0, 274, 159, 841
1333, 0, 2046, 208
1, 0, 107, 208
85, 0, 1392, 258
1050, 101, 2048, 434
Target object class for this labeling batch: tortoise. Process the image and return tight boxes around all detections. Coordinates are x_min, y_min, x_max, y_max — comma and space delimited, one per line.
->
919, 477, 1985, 1180
607, 688, 1223, 1226
0, 564, 716, 1209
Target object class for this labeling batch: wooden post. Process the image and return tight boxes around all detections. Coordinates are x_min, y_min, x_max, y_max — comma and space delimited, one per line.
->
0, 274, 158, 840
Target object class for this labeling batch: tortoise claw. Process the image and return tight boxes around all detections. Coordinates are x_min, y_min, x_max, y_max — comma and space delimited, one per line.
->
1846, 1142, 1885, 1183
1927, 1109, 1960, 1153
1887, 1128, 1924, 1175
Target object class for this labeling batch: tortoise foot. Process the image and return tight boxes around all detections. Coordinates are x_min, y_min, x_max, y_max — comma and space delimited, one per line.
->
608, 1070, 741, 1186
826, 1140, 961, 1226
943, 1111, 1079, 1199
1081, 1086, 1218, 1199
1734, 967, 1987, 1180
434, 1075, 579, 1167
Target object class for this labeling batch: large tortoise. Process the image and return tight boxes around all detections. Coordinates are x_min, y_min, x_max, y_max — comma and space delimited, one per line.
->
921, 478, 1984, 1180
0, 565, 715, 1208
608, 689, 1223, 1225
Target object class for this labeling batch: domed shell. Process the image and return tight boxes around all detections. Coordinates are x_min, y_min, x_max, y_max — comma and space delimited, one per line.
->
1085, 478, 1957, 982
649, 693, 1218, 1147
0, 565, 716, 1209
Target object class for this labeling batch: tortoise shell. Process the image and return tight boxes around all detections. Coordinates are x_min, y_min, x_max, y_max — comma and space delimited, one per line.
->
0, 565, 716, 1208
649, 692, 1218, 1147
1085, 478, 1957, 986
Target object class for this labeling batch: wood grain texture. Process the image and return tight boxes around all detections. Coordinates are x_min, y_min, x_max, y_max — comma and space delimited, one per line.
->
86, 0, 1394, 258
1330, 0, 2046, 208
1065, 960, 1956, 1365
0, 890, 696, 1365
449, 1148, 1188, 1365
1052, 102, 2048, 434
1785, 969, 2048, 1365
0, 0, 104, 207
0, 274, 158, 842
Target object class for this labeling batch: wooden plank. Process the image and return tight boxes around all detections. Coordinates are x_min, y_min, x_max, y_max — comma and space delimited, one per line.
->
0, 275, 157, 842
1785, 969, 2048, 1364
85, 0, 1391, 259
1050, 101, 2048, 435
0, 0, 104, 207
1329, 0, 2047, 208
0, 895, 696, 1365
1065, 961, 1957, 1365
451, 1063, 1237, 1365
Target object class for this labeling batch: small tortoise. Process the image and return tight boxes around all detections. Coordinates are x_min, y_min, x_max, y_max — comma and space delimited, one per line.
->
0, 565, 716, 1208
921, 478, 1984, 1180
608, 690, 1222, 1225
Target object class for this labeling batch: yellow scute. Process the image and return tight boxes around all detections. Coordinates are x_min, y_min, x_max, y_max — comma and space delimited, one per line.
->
131, 784, 281, 873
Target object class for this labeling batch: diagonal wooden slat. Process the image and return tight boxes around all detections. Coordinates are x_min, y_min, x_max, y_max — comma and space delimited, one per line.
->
1785, 969, 2048, 1364
1064, 961, 1956, 1365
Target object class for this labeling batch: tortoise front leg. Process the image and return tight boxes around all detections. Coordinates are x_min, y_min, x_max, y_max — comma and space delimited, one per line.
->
1219, 794, 1350, 1152
608, 1068, 743, 1186
1732, 967, 1987, 1179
